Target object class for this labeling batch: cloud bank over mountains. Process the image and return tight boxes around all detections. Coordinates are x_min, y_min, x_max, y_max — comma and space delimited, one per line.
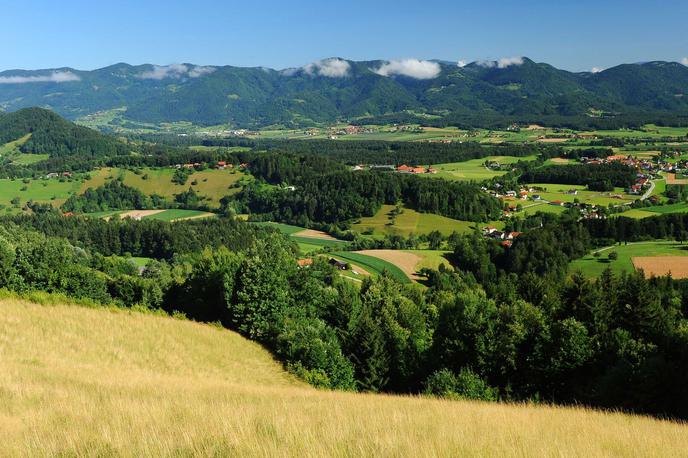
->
0, 71, 81, 84
303, 58, 351, 77
137, 64, 216, 80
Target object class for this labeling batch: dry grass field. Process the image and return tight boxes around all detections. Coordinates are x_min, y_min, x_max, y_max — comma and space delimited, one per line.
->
1, 298, 687, 456
632, 256, 688, 278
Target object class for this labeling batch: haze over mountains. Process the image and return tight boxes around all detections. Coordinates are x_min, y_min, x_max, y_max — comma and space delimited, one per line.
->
1, 57, 688, 128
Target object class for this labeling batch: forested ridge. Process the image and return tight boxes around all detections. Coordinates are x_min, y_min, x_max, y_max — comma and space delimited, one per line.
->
3, 58, 688, 128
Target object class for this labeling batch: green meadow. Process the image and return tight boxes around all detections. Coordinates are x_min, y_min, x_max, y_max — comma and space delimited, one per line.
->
421, 155, 538, 182
351, 204, 502, 237
81, 167, 250, 208
0, 177, 83, 209
569, 241, 688, 277
526, 183, 635, 206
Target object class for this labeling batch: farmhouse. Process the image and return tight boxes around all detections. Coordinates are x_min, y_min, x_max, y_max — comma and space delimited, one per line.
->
328, 258, 348, 270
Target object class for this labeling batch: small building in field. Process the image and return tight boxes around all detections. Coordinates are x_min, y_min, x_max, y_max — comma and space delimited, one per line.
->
328, 258, 348, 270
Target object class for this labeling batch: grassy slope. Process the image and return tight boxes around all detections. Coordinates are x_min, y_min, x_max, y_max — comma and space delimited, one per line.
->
81, 167, 248, 207
351, 204, 501, 237
569, 241, 688, 277
0, 177, 82, 209
0, 299, 686, 456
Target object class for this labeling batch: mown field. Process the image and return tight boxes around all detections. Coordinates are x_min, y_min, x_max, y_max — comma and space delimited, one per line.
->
331, 251, 411, 284
351, 204, 502, 237
569, 241, 688, 277
1, 298, 686, 456
84, 209, 217, 222
526, 183, 635, 206
421, 155, 538, 182
250, 222, 349, 254
82, 167, 251, 207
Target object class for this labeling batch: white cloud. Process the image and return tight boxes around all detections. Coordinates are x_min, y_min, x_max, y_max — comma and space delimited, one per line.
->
591, 67, 604, 73
188, 66, 216, 78
682, 58, 688, 66
372, 59, 441, 79
302, 58, 351, 77
477, 56, 524, 69
137, 64, 216, 80
457, 60, 467, 68
0, 71, 81, 84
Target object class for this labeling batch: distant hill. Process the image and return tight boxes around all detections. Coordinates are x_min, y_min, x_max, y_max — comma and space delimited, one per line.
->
2, 297, 686, 455
1, 58, 688, 128
0, 107, 128, 158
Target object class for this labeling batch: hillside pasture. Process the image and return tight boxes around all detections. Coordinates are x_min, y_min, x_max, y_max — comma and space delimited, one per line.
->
351, 204, 500, 237
0, 177, 82, 209
81, 167, 249, 207
1, 298, 687, 456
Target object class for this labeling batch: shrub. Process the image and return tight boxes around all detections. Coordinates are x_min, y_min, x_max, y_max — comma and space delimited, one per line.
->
424, 368, 498, 401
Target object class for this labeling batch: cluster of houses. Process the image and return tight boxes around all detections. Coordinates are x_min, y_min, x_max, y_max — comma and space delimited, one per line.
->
350, 164, 438, 174
481, 226, 522, 247
173, 161, 248, 171
44, 171, 73, 179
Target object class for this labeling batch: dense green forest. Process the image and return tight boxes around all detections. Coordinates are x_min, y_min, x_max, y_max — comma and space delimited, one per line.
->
0, 108, 130, 158
519, 162, 638, 190
234, 153, 502, 224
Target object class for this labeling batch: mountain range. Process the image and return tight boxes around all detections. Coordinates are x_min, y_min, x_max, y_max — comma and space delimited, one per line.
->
1, 57, 688, 128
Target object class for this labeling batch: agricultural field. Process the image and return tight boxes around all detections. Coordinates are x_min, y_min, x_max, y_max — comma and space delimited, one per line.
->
569, 241, 688, 277
351, 204, 502, 237
526, 183, 636, 206
330, 251, 411, 284
2, 298, 686, 456
81, 167, 251, 207
250, 222, 349, 254
84, 209, 217, 222
422, 155, 538, 182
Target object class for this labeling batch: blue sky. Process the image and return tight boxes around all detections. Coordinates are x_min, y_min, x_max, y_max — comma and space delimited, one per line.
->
2, 0, 687, 72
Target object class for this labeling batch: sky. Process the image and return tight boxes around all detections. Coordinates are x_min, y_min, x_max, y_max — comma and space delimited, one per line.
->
1, 0, 687, 72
